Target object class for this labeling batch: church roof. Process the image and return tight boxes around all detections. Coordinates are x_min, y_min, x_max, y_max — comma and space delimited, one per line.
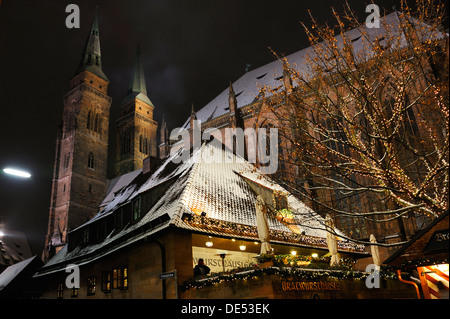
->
122, 43, 154, 106
180, 11, 445, 130
37, 142, 366, 276
76, 8, 109, 82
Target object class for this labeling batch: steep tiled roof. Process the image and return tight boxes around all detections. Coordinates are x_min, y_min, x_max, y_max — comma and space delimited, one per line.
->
180, 12, 445, 129
39, 142, 366, 274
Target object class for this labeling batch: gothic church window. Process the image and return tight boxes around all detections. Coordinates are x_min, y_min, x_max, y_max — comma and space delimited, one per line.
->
143, 137, 149, 155
88, 152, 95, 169
87, 111, 92, 130
121, 131, 132, 155
64, 153, 70, 169
94, 114, 99, 133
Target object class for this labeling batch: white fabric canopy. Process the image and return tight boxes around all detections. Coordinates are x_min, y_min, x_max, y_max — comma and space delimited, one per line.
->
255, 195, 272, 254
370, 234, 381, 268
326, 214, 340, 266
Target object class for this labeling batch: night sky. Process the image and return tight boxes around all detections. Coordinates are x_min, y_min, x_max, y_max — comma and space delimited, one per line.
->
0, 0, 404, 255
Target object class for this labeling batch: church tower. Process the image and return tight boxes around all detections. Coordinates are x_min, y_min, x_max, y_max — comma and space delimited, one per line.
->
43, 9, 112, 260
159, 115, 169, 159
115, 43, 158, 176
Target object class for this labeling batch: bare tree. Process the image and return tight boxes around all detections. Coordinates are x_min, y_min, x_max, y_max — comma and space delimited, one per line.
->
259, 0, 448, 246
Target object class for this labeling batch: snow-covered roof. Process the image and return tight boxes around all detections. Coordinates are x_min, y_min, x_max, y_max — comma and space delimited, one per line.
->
0, 256, 41, 291
181, 12, 446, 129
100, 168, 142, 208
0, 228, 33, 267
38, 142, 366, 275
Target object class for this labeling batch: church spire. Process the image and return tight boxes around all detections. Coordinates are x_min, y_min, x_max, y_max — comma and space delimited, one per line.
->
123, 41, 153, 106
78, 7, 109, 81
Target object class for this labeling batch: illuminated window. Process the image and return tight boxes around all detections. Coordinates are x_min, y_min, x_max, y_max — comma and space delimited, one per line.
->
71, 287, 78, 298
57, 283, 64, 299
113, 266, 128, 290
101, 271, 111, 293
87, 276, 96, 296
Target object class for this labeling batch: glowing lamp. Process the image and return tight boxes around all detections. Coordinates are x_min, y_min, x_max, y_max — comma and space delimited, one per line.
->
205, 241, 213, 247
3, 168, 31, 178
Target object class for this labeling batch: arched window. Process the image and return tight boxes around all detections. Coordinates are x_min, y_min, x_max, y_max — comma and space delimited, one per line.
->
143, 137, 148, 155
87, 111, 92, 130
88, 152, 95, 169
121, 131, 132, 155
64, 153, 70, 170
94, 114, 99, 133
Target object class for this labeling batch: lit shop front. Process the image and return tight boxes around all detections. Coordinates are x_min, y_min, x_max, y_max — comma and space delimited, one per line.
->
181, 232, 417, 299
190, 233, 355, 274
384, 211, 449, 299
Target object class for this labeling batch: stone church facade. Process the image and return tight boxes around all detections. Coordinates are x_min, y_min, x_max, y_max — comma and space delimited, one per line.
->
43, 11, 159, 261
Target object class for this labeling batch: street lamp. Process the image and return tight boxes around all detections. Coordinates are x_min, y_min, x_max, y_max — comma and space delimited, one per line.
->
2, 167, 31, 178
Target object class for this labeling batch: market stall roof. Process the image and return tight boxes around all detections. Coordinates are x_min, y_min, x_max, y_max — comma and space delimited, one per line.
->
37, 141, 366, 276
384, 211, 449, 267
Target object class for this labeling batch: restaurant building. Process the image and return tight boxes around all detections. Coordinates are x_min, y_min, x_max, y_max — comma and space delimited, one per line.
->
34, 142, 369, 299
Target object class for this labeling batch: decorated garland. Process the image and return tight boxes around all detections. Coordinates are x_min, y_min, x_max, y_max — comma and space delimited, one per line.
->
183, 214, 365, 252
271, 254, 357, 270
180, 265, 397, 291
